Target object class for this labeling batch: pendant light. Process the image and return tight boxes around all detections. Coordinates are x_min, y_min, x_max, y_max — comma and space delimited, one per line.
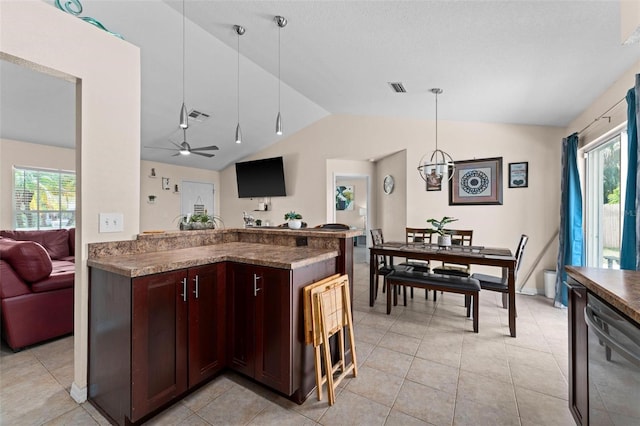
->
417, 88, 455, 183
274, 15, 287, 135
179, 0, 188, 129
234, 25, 245, 144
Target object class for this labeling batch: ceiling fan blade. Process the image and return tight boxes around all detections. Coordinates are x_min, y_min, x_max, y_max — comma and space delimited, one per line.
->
191, 151, 215, 158
144, 146, 176, 151
170, 141, 183, 149
172, 153, 181, 157
190, 145, 219, 152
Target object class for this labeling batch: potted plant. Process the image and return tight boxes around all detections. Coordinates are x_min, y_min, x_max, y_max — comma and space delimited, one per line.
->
177, 213, 224, 230
427, 216, 458, 247
284, 211, 303, 229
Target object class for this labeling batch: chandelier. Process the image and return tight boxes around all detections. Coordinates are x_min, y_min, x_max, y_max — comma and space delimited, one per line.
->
417, 88, 455, 184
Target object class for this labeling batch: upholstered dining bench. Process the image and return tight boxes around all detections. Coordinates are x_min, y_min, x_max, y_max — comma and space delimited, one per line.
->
386, 269, 481, 333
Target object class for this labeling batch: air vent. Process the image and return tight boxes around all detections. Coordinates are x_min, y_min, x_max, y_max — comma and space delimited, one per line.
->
188, 109, 211, 122
388, 82, 406, 93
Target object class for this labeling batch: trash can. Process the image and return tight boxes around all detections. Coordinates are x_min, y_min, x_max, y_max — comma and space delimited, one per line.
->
544, 270, 557, 299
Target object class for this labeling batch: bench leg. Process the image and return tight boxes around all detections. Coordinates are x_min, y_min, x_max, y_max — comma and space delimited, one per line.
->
386, 281, 392, 314
473, 293, 479, 333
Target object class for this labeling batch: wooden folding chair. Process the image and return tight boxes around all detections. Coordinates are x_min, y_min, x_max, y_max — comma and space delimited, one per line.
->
303, 274, 357, 405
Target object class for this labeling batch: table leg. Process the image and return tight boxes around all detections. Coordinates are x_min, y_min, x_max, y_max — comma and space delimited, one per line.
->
508, 267, 516, 337
369, 250, 375, 307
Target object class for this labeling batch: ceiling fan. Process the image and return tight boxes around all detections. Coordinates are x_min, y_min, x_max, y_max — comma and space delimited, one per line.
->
146, 128, 219, 158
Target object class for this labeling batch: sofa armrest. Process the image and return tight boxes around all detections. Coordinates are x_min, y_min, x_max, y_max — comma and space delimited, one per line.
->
0, 260, 32, 298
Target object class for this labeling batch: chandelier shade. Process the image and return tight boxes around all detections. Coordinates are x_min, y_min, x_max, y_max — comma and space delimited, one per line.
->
417, 88, 455, 183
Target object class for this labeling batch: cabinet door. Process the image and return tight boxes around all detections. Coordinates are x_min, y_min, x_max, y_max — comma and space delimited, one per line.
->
228, 263, 256, 377
254, 266, 293, 395
188, 263, 226, 387
131, 270, 188, 422
568, 277, 588, 426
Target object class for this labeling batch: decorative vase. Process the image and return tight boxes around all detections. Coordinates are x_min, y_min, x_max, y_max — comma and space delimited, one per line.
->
288, 220, 302, 229
437, 234, 451, 247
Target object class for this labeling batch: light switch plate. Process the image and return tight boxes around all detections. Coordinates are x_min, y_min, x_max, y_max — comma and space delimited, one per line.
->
99, 213, 124, 233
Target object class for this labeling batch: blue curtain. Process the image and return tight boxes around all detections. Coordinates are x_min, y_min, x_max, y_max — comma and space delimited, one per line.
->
620, 76, 640, 270
555, 133, 584, 308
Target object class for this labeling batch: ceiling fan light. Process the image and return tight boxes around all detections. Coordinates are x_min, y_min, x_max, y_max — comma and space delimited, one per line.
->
179, 102, 188, 129
275, 112, 282, 135
235, 123, 242, 144
179, 148, 190, 156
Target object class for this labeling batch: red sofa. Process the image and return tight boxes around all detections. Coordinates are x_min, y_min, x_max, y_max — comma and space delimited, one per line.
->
0, 228, 75, 350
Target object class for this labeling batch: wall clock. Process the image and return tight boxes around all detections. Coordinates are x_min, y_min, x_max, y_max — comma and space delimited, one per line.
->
383, 175, 395, 194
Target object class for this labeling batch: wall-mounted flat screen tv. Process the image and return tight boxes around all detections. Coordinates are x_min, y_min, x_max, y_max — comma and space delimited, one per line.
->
235, 156, 287, 198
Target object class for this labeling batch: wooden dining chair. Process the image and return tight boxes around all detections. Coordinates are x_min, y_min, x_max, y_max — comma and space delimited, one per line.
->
471, 234, 528, 309
405, 227, 435, 299
370, 228, 405, 299
432, 229, 474, 277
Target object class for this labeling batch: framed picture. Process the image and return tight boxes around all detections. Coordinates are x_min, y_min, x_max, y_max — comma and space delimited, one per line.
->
425, 166, 442, 191
508, 162, 528, 188
162, 177, 171, 190
336, 185, 354, 210
448, 157, 503, 205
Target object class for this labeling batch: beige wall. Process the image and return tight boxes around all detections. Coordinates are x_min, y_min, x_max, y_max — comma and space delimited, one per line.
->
0, 139, 75, 229
376, 150, 407, 243
219, 115, 564, 293
1, 0, 141, 402
140, 160, 220, 231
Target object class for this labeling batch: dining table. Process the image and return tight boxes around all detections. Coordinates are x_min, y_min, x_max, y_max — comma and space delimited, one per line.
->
369, 241, 518, 337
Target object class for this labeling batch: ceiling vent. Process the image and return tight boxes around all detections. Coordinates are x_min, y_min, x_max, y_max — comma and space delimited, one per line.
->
388, 82, 406, 93
188, 109, 211, 122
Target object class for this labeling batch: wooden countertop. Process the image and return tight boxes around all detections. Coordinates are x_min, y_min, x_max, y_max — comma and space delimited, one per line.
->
566, 266, 640, 324
88, 242, 338, 278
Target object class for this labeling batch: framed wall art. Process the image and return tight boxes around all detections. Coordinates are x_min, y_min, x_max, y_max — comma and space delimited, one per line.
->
448, 157, 503, 205
336, 185, 354, 210
508, 162, 528, 188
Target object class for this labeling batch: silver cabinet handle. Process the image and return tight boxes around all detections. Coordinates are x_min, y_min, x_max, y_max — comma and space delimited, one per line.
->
253, 274, 262, 297
180, 277, 187, 302
193, 275, 199, 299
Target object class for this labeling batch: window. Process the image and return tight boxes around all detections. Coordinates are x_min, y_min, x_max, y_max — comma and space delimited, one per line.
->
585, 130, 627, 269
13, 166, 76, 230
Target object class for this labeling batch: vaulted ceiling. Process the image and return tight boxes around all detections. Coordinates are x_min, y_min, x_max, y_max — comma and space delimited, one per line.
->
2, 0, 639, 170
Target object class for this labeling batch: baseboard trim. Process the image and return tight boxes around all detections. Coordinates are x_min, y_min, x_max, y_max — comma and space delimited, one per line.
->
70, 382, 87, 403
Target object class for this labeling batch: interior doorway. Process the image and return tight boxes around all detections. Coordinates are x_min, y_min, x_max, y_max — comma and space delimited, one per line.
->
333, 174, 370, 264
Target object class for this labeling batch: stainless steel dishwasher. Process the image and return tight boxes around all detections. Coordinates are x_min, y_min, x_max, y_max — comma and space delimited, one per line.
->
584, 293, 640, 425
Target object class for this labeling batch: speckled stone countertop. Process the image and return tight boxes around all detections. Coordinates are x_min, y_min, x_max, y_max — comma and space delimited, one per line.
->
88, 242, 338, 278
566, 266, 640, 324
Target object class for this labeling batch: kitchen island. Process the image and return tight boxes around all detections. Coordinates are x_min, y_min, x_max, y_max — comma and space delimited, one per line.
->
87, 228, 359, 425
566, 266, 640, 426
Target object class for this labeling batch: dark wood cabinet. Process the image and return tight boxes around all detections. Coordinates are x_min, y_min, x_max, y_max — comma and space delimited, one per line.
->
90, 263, 226, 425
187, 264, 226, 386
567, 276, 588, 426
131, 270, 188, 421
89, 255, 337, 424
229, 263, 293, 394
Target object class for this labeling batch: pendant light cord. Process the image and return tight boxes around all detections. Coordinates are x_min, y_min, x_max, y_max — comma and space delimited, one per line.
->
278, 24, 281, 112
182, 0, 185, 105
434, 91, 438, 151
237, 31, 240, 123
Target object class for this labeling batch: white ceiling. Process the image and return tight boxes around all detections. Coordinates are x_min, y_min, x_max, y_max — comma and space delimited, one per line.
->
1, 0, 639, 170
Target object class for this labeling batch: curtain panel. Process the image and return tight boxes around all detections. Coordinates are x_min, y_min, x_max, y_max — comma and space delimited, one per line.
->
621, 74, 640, 270
555, 133, 584, 307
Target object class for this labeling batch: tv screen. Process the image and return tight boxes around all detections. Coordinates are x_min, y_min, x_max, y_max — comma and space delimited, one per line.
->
235, 156, 287, 198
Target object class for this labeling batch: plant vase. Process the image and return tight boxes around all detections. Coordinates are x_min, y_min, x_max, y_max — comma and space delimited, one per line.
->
437, 234, 451, 247
288, 219, 302, 229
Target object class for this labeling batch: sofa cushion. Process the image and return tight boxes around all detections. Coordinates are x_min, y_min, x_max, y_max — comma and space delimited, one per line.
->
68, 228, 75, 255
0, 239, 52, 283
31, 260, 74, 293
0, 229, 70, 260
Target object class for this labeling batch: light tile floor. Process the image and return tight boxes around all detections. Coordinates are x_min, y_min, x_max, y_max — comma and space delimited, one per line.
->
0, 262, 574, 425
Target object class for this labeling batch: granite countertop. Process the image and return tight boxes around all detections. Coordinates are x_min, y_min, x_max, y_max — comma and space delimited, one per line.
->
136, 227, 362, 240
88, 242, 339, 278
566, 266, 640, 324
